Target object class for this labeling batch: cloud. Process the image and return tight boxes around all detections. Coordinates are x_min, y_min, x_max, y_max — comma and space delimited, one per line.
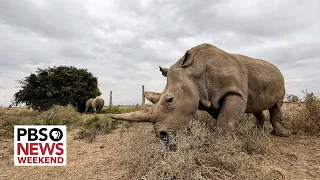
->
0, 0, 319, 106
0, 1, 93, 39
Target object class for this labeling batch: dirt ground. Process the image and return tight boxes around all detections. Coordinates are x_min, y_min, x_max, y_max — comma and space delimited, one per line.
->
1, 124, 320, 180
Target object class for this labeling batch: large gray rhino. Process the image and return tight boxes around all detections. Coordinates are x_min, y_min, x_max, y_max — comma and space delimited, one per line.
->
84, 98, 93, 113
85, 97, 104, 113
92, 97, 104, 113
110, 43, 290, 139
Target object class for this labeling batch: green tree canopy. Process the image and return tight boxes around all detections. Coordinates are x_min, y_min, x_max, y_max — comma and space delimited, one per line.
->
12, 66, 101, 112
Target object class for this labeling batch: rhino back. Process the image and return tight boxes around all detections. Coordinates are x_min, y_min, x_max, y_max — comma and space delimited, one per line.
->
236, 54, 285, 112
86, 98, 93, 106
93, 98, 104, 108
183, 44, 284, 113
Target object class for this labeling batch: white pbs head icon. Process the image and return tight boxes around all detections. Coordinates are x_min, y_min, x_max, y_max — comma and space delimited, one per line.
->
49, 128, 63, 141
51, 131, 60, 139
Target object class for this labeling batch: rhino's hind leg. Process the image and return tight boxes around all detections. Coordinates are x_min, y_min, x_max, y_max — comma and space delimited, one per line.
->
98, 106, 103, 113
268, 103, 291, 137
253, 112, 265, 130
216, 94, 246, 134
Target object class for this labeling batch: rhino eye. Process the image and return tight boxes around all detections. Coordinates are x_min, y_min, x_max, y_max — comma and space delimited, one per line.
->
167, 97, 174, 103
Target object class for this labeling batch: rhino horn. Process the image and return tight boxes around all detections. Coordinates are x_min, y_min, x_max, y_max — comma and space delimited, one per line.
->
109, 110, 153, 122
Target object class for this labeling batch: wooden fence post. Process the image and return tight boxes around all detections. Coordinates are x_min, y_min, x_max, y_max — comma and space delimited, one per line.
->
109, 91, 113, 107
142, 85, 145, 105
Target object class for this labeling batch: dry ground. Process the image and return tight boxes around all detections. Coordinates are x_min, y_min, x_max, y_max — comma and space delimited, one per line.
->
1, 123, 320, 180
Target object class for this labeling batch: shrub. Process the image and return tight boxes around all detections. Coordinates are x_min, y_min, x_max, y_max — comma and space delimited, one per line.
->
286, 94, 300, 103
0, 108, 39, 138
125, 119, 273, 180
37, 105, 80, 127
74, 115, 121, 142
0, 106, 80, 138
101, 106, 121, 114
284, 93, 320, 135
0, 106, 126, 140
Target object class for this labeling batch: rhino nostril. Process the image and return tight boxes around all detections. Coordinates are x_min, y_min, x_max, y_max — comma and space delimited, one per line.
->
159, 131, 170, 141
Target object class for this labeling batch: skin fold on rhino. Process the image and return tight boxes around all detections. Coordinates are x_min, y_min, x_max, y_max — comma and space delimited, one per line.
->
110, 43, 291, 139
85, 97, 104, 113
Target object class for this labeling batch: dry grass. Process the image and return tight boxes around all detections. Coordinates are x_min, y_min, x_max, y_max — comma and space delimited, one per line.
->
123, 116, 273, 180
1, 95, 319, 179
1, 100, 320, 179
101, 106, 122, 114
0, 106, 82, 138
0, 105, 127, 140
283, 100, 320, 135
119, 98, 320, 180
0, 107, 41, 138
73, 115, 128, 142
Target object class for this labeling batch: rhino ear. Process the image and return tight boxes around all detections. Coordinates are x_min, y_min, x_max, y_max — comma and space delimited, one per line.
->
178, 50, 194, 67
144, 91, 161, 104
159, 66, 168, 77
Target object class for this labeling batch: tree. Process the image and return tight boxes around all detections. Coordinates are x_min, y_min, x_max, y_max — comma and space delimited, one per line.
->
303, 90, 317, 104
302, 90, 318, 109
12, 66, 101, 112
286, 94, 300, 103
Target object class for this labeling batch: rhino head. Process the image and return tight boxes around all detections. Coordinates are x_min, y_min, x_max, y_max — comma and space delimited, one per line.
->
110, 50, 207, 140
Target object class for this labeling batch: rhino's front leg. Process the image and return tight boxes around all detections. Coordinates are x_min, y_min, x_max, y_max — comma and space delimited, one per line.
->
269, 102, 291, 137
84, 106, 89, 113
216, 94, 246, 133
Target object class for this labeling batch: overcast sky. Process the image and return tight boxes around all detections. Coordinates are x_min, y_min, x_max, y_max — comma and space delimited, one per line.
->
0, 0, 319, 106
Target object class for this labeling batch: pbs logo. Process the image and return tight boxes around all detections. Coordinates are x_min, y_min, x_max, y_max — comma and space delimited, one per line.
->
50, 128, 63, 141
14, 125, 67, 166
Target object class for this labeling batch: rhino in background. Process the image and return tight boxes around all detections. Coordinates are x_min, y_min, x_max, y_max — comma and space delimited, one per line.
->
85, 97, 104, 113
85, 98, 93, 113
92, 97, 104, 113
110, 43, 291, 139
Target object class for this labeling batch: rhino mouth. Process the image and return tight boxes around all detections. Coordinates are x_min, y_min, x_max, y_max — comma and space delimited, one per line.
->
159, 131, 171, 142
158, 131, 178, 151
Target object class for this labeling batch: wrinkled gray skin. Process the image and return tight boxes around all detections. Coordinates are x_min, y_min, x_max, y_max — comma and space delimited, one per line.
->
110, 43, 291, 139
85, 97, 104, 113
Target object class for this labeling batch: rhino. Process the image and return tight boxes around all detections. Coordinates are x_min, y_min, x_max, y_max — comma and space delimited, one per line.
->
110, 43, 291, 139
85, 97, 104, 113
92, 97, 104, 113
84, 98, 93, 113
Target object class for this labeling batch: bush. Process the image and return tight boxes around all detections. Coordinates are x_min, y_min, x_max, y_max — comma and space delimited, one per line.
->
284, 96, 320, 135
0, 106, 125, 140
101, 106, 121, 114
0, 106, 80, 138
286, 94, 300, 103
74, 115, 121, 142
0, 108, 37, 138
37, 106, 80, 127
124, 119, 273, 180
